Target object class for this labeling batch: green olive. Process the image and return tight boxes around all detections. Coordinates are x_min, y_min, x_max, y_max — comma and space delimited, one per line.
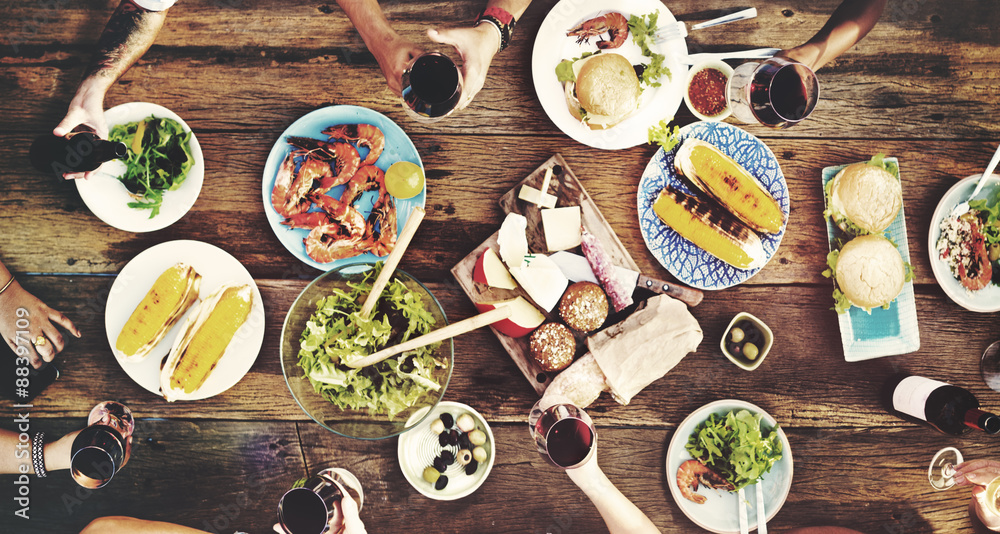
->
469, 429, 487, 446
472, 446, 488, 463
730, 327, 745, 343
743, 342, 759, 361
990, 243, 1000, 262
423, 466, 440, 484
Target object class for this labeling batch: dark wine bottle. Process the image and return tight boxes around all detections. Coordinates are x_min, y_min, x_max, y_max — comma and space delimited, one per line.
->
884, 374, 1000, 435
29, 132, 127, 177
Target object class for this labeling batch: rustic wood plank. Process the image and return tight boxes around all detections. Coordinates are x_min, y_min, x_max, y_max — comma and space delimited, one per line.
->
298, 422, 989, 534
14, 276, 1000, 430
16, 419, 305, 534
1, 135, 994, 285
1, 1, 998, 138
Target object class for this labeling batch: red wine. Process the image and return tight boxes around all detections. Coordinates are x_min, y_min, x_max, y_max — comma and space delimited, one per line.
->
885, 375, 1000, 436
70, 425, 126, 488
404, 54, 461, 118
749, 63, 811, 126
545, 417, 594, 467
278, 488, 328, 534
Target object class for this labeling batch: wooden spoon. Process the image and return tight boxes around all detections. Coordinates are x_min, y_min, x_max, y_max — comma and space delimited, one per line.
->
346, 305, 512, 368
358, 206, 425, 319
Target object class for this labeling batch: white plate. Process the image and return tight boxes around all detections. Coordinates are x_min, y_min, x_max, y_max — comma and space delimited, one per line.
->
398, 401, 495, 501
928, 173, 1000, 312
104, 240, 265, 400
531, 0, 688, 150
76, 102, 204, 233
666, 400, 793, 534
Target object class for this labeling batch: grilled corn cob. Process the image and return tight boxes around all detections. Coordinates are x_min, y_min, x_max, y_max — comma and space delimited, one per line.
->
675, 139, 784, 234
115, 263, 201, 362
653, 187, 765, 270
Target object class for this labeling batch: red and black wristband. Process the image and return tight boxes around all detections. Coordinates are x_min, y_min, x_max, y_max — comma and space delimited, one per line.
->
476, 6, 516, 52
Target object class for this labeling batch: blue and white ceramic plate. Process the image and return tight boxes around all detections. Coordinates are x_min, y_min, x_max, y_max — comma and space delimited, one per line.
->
637, 122, 789, 290
666, 399, 793, 534
261, 105, 425, 271
822, 158, 920, 361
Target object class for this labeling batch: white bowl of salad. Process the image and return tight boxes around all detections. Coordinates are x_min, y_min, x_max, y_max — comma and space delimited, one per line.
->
280, 262, 453, 439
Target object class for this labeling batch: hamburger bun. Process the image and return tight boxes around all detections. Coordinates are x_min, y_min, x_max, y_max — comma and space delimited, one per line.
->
827, 163, 902, 235
835, 234, 905, 310
568, 53, 641, 129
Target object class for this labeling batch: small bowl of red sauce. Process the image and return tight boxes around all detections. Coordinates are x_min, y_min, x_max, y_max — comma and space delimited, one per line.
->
684, 60, 734, 122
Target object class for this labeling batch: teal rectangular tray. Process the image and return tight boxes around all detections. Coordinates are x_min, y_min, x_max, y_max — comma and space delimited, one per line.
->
821, 158, 920, 361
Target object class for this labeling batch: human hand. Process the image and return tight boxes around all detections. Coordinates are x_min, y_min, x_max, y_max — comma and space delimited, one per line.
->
338, 493, 367, 534
955, 460, 1000, 532
370, 34, 425, 96
775, 44, 822, 72
52, 95, 109, 181
427, 24, 501, 110
0, 280, 81, 368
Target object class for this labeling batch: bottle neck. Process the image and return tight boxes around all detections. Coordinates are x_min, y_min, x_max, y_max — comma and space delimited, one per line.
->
964, 408, 1000, 434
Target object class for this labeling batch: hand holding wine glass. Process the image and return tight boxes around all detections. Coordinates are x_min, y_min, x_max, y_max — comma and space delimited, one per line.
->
426, 24, 500, 110
954, 460, 1000, 532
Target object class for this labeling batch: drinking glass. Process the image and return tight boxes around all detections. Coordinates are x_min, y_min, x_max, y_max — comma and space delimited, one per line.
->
400, 51, 464, 123
528, 396, 597, 469
980, 341, 1000, 392
727, 57, 819, 129
70, 401, 134, 489
929, 446, 964, 490
276, 468, 364, 534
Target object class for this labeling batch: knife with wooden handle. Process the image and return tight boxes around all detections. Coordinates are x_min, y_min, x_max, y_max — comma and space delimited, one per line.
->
549, 251, 704, 307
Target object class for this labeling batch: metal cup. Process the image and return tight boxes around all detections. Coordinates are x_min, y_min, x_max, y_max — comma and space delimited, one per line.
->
277, 468, 364, 534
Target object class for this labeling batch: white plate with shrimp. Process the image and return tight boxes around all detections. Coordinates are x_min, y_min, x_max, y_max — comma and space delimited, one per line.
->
261, 105, 426, 271
666, 400, 793, 534
531, 0, 688, 150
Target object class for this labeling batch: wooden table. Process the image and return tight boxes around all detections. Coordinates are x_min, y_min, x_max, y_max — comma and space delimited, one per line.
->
2, 1, 999, 532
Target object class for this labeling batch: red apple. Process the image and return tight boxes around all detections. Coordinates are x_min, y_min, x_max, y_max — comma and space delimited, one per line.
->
475, 296, 545, 338
473, 248, 517, 290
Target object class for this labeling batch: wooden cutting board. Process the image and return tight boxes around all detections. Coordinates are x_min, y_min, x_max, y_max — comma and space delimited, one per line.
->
451, 154, 640, 395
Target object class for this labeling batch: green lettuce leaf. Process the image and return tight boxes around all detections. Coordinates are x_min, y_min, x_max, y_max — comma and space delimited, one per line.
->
684, 409, 783, 491
648, 118, 681, 152
553, 51, 600, 83
628, 12, 671, 87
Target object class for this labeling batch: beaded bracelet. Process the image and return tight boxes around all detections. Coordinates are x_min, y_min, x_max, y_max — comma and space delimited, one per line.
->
32, 432, 46, 478
476, 6, 516, 53
0, 274, 14, 296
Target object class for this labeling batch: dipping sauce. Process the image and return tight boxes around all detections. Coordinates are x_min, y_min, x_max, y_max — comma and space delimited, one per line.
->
688, 68, 729, 117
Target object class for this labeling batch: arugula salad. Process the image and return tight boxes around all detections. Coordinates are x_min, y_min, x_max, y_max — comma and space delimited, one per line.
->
685, 409, 783, 491
295, 267, 447, 418
109, 116, 194, 218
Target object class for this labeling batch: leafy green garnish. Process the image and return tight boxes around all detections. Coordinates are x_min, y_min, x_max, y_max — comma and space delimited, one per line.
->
627, 12, 670, 87
685, 410, 783, 491
648, 118, 681, 152
821, 250, 854, 314
554, 51, 601, 83
109, 115, 193, 218
867, 153, 899, 178
969, 189, 1000, 246
295, 264, 445, 418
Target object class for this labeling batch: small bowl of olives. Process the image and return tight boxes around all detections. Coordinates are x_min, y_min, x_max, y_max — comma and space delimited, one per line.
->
397, 401, 495, 501
721, 312, 773, 371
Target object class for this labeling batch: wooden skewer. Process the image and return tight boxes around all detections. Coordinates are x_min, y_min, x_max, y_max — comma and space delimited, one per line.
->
358, 207, 425, 319
346, 305, 513, 368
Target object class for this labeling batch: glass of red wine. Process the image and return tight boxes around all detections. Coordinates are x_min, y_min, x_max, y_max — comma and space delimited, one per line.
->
276, 468, 364, 534
400, 51, 464, 123
980, 341, 1000, 392
727, 57, 819, 129
70, 401, 134, 489
528, 396, 597, 469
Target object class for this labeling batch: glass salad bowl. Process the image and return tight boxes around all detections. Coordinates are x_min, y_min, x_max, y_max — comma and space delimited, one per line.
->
280, 263, 453, 440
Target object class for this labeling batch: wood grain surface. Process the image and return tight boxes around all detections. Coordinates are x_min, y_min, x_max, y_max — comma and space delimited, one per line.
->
2, 0, 999, 532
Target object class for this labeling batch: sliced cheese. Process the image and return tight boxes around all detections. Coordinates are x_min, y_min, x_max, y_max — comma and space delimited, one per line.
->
497, 213, 529, 269
518, 185, 558, 209
508, 254, 569, 312
541, 206, 582, 251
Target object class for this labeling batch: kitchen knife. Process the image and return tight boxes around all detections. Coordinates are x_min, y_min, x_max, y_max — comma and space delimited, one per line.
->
549, 251, 703, 307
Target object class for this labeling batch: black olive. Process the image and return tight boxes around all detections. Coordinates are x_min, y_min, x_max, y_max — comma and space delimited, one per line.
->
448, 430, 460, 445
441, 450, 455, 464
435, 475, 449, 490
433, 456, 447, 473
465, 460, 479, 476
438, 433, 450, 447
440, 413, 454, 428
552, 165, 563, 176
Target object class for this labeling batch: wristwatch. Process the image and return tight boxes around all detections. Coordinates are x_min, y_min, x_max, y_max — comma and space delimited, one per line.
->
476, 6, 516, 52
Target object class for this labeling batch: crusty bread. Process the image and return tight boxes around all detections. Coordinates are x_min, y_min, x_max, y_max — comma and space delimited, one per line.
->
829, 163, 902, 234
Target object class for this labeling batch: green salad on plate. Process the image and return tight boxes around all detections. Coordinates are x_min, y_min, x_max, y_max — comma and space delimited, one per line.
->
685, 409, 783, 490
109, 115, 194, 218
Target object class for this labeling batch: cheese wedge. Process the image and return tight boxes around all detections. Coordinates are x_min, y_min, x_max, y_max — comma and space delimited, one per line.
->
115, 263, 201, 363
160, 283, 253, 401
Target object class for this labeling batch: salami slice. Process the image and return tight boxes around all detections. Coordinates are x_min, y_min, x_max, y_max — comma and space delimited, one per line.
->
580, 228, 633, 312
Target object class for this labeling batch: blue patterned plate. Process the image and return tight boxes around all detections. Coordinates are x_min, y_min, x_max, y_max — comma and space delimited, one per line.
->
822, 159, 920, 361
637, 122, 789, 290
261, 105, 425, 271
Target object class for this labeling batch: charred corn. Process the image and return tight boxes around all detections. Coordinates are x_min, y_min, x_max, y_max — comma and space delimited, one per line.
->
675, 139, 784, 234
653, 187, 765, 270
115, 263, 201, 362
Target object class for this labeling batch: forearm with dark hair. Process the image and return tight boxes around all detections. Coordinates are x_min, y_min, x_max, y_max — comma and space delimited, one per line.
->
82, 0, 167, 87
